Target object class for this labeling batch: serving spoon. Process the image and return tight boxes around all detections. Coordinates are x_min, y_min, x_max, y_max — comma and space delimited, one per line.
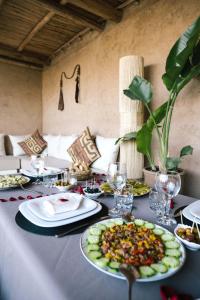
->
119, 264, 140, 300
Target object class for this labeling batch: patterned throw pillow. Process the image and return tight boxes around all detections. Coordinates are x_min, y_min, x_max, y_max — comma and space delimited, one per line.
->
67, 127, 100, 167
18, 130, 47, 155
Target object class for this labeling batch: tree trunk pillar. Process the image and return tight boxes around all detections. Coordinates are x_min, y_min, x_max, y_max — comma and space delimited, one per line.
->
119, 55, 144, 179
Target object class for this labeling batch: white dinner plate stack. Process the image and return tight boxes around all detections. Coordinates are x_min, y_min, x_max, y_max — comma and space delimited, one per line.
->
182, 200, 200, 224
19, 193, 102, 227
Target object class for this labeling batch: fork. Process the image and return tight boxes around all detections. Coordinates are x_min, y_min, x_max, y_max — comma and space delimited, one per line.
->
119, 264, 140, 300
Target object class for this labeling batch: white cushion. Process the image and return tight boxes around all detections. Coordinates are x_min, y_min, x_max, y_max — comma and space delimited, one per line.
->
92, 136, 119, 172
43, 135, 77, 161
0, 134, 5, 156
58, 135, 77, 161
43, 135, 61, 158
9, 135, 30, 156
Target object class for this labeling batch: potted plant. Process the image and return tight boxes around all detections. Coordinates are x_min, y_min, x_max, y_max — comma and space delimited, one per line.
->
117, 16, 200, 189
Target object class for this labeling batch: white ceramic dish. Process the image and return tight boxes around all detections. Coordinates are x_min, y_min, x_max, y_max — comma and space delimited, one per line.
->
182, 201, 200, 224
55, 185, 73, 192
80, 218, 186, 282
26, 193, 97, 221
21, 167, 63, 178
0, 175, 30, 190
83, 189, 103, 200
19, 200, 102, 227
174, 224, 200, 251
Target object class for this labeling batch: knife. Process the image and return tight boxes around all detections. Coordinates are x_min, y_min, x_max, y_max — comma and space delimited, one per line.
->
55, 215, 110, 238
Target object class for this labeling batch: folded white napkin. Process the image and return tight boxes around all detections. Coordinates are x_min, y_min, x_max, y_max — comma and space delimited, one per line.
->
43, 194, 83, 215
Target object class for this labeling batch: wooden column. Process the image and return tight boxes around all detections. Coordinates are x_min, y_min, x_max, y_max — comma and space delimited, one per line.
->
119, 55, 144, 179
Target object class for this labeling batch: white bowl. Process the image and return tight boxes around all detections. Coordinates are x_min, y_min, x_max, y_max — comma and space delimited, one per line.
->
83, 189, 103, 200
55, 185, 72, 192
174, 224, 200, 251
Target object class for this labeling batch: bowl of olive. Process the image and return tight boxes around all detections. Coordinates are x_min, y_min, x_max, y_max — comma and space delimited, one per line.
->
174, 224, 200, 251
55, 180, 73, 192
83, 187, 103, 200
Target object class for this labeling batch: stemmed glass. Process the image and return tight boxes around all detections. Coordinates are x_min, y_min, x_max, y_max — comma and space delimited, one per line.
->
31, 155, 44, 185
155, 171, 181, 225
107, 162, 127, 217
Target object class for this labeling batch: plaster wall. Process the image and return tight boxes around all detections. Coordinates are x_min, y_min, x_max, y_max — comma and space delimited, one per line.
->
42, 0, 200, 197
0, 62, 42, 135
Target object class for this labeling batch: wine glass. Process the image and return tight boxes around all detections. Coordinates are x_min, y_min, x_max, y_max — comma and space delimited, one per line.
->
31, 155, 44, 185
155, 171, 181, 225
107, 162, 127, 217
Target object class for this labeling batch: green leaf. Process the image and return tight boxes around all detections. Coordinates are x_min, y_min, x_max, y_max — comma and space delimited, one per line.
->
146, 101, 168, 131
162, 16, 200, 90
115, 132, 137, 145
166, 157, 181, 171
136, 124, 152, 157
180, 145, 193, 157
124, 76, 152, 104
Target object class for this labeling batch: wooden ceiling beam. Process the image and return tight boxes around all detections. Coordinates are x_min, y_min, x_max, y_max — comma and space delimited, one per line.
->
60, 0, 122, 22
18, 11, 55, 52
0, 43, 50, 68
35, 0, 105, 31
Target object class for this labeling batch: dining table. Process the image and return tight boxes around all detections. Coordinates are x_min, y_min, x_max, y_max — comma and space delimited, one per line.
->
0, 184, 200, 300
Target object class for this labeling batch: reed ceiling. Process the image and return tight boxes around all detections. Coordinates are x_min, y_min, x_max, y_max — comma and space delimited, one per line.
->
0, 0, 138, 69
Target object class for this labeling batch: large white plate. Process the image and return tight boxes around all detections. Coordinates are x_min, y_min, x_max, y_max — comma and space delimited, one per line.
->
183, 200, 200, 224
19, 201, 102, 227
21, 167, 63, 178
80, 218, 186, 282
27, 193, 97, 221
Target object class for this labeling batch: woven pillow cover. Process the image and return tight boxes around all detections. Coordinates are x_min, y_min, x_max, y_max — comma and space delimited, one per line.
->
67, 127, 100, 167
18, 130, 47, 155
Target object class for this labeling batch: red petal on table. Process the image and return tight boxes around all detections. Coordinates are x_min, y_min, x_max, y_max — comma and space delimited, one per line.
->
27, 195, 33, 199
18, 196, 25, 200
9, 197, 17, 201
160, 286, 193, 300
170, 199, 174, 209
0, 199, 7, 202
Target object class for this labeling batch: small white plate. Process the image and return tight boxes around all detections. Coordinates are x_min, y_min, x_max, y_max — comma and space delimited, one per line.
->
21, 167, 62, 178
19, 200, 102, 227
183, 200, 200, 224
26, 193, 97, 221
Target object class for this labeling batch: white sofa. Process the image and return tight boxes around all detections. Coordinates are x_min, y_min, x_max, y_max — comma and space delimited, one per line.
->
0, 134, 119, 174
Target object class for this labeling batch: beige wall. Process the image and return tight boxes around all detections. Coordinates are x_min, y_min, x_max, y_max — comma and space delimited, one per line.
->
42, 0, 200, 196
0, 62, 42, 135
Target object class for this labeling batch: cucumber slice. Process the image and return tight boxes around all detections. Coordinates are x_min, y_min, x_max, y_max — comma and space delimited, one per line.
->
162, 256, 180, 268
165, 249, 181, 257
106, 222, 115, 228
87, 235, 100, 244
161, 234, 174, 242
153, 228, 164, 236
134, 219, 144, 226
144, 222, 155, 229
94, 258, 109, 268
107, 267, 118, 274
139, 266, 155, 277
109, 261, 120, 269
89, 227, 102, 236
88, 251, 102, 260
165, 241, 180, 249
114, 219, 124, 225
151, 263, 168, 273
87, 244, 99, 252
97, 224, 107, 231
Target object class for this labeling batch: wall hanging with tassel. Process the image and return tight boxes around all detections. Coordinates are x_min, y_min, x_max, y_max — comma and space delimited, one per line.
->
58, 64, 80, 111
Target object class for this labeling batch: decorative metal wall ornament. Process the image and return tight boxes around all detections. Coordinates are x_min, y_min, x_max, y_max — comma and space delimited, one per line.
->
58, 64, 80, 111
